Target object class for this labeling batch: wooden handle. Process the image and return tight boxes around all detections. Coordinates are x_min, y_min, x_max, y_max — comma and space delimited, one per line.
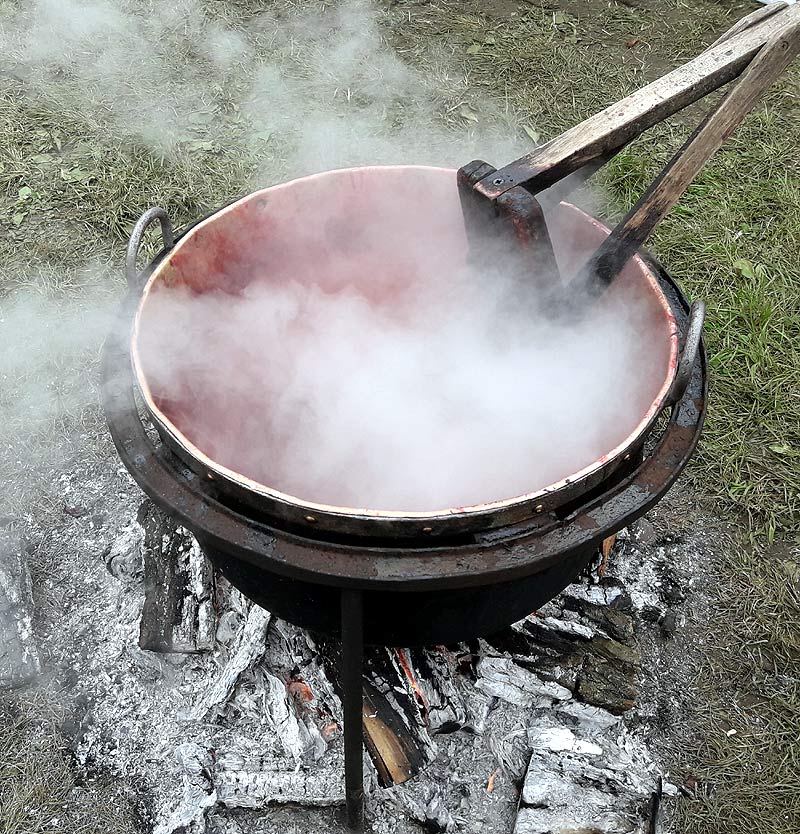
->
576, 18, 800, 296
473, 3, 800, 199
707, 2, 790, 50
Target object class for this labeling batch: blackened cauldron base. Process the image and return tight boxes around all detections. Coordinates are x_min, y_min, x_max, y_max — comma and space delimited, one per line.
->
204, 541, 595, 646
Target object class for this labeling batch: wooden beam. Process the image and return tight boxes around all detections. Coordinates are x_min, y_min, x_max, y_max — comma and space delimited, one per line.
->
573, 19, 800, 296
475, 4, 800, 198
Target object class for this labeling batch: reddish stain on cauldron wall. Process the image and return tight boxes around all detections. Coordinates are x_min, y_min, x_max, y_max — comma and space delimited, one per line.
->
162, 168, 461, 303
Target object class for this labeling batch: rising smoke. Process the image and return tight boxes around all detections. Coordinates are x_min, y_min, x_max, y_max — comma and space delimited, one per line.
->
1, 0, 664, 518
135, 172, 663, 512
0, 0, 522, 165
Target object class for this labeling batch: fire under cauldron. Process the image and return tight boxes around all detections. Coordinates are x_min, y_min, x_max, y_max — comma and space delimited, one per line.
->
102, 166, 706, 830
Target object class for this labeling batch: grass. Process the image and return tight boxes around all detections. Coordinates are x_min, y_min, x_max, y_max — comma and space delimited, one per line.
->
670, 535, 800, 834
0, 696, 139, 834
0, 1, 798, 833
604, 93, 800, 541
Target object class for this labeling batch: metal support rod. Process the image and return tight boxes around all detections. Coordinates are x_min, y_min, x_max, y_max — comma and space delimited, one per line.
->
341, 588, 365, 832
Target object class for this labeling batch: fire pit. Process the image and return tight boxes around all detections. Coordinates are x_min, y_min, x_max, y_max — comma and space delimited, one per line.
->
102, 166, 705, 830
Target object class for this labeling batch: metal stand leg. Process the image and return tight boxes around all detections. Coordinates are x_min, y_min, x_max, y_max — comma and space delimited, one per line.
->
341, 588, 364, 832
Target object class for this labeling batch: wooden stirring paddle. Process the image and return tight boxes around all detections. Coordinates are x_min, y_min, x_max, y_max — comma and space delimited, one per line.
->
572, 17, 800, 302
458, 3, 800, 306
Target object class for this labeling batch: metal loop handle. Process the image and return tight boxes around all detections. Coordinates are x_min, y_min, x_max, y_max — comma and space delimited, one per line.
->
126, 207, 175, 290
667, 299, 705, 406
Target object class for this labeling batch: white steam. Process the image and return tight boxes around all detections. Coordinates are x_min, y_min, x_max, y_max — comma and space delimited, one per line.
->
140, 276, 653, 512
0, 0, 250, 151
0, 278, 118, 518
0, 0, 524, 169
136, 173, 661, 513
1, 0, 662, 518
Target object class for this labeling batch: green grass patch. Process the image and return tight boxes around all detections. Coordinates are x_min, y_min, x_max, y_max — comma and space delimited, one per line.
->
603, 92, 800, 540
671, 536, 800, 834
0, 696, 138, 834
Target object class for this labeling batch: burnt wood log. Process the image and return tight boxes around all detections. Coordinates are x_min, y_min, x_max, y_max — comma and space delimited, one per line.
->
137, 500, 216, 653
576, 653, 638, 715
155, 743, 216, 834
561, 593, 635, 643
362, 679, 428, 786
362, 648, 437, 787
318, 639, 437, 788
476, 655, 572, 707
157, 742, 344, 831
402, 647, 469, 734
190, 602, 271, 722
214, 750, 344, 807
0, 530, 40, 689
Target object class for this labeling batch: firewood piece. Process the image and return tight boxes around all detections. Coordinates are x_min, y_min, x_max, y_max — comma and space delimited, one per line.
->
646, 779, 665, 834
0, 531, 40, 689
520, 617, 589, 655
318, 639, 436, 787
261, 668, 324, 763
476, 5, 800, 198
264, 621, 342, 757
516, 714, 659, 833
190, 603, 272, 722
214, 751, 344, 807
362, 680, 426, 786
515, 762, 645, 834
576, 653, 637, 715
137, 500, 216, 654
561, 594, 635, 643
363, 650, 436, 787
516, 715, 660, 833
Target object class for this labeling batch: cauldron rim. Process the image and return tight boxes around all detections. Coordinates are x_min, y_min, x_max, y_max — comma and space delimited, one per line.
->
131, 165, 679, 527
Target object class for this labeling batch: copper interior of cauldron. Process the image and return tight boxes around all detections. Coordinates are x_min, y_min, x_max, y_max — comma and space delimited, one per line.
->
132, 166, 678, 517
